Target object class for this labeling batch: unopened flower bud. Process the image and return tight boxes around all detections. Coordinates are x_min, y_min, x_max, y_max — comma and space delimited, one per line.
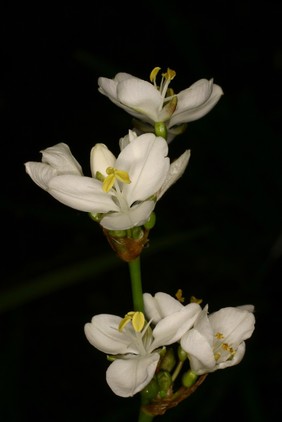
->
154, 122, 167, 139
131, 226, 144, 239
108, 229, 127, 238
144, 212, 156, 229
177, 345, 188, 362
140, 377, 159, 404
157, 370, 172, 393
160, 348, 176, 372
182, 369, 198, 388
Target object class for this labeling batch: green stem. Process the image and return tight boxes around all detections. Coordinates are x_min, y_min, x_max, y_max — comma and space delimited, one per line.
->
138, 408, 155, 422
171, 360, 184, 382
128, 257, 144, 312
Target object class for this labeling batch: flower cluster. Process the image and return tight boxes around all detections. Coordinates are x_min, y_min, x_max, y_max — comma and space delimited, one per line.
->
85, 292, 255, 399
25, 66, 255, 418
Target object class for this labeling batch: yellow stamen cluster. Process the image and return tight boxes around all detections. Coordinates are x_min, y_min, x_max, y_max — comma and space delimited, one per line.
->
118, 311, 145, 333
102, 167, 131, 192
175, 289, 185, 303
150, 67, 176, 88
214, 332, 236, 361
190, 296, 203, 305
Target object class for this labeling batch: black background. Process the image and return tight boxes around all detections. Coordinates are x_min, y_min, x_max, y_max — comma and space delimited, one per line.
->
1, 1, 282, 421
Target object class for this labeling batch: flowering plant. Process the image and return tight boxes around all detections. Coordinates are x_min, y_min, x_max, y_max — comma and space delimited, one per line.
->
25, 66, 255, 421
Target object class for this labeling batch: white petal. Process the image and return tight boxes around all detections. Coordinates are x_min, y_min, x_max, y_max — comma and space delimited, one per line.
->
98, 73, 134, 99
90, 143, 116, 177
192, 305, 213, 345
117, 78, 163, 122
236, 304, 255, 313
98, 75, 152, 123
48, 175, 119, 213
144, 292, 184, 325
41, 143, 83, 175
157, 150, 191, 200
176, 79, 214, 110
169, 83, 223, 127
209, 307, 255, 347
181, 328, 215, 374
106, 353, 160, 397
84, 314, 139, 354
98, 76, 118, 100
117, 134, 169, 205
151, 303, 202, 349
100, 200, 155, 230
119, 130, 138, 151
25, 162, 58, 190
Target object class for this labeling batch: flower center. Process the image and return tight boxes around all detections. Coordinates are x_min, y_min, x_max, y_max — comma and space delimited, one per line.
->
119, 311, 145, 333
102, 167, 131, 193
213, 332, 236, 361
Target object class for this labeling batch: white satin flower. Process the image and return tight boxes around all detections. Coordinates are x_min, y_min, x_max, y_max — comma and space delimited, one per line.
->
98, 67, 223, 141
84, 301, 201, 397
180, 305, 255, 375
25, 132, 190, 230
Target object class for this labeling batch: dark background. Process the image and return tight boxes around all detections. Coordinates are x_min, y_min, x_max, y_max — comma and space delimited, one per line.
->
1, 1, 282, 421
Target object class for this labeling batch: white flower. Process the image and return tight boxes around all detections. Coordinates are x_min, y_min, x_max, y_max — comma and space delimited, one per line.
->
84, 301, 201, 397
98, 67, 223, 141
25, 132, 190, 230
180, 305, 255, 375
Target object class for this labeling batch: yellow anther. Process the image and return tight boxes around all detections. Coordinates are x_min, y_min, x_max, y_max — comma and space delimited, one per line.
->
162, 68, 176, 81
166, 87, 175, 97
150, 67, 161, 83
175, 289, 185, 303
190, 296, 203, 305
215, 332, 224, 339
95, 171, 105, 182
118, 313, 133, 331
132, 312, 145, 332
102, 167, 131, 192
118, 311, 145, 333
222, 343, 235, 355
214, 352, 221, 361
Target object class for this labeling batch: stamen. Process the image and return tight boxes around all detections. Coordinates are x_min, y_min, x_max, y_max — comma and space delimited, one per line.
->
175, 289, 185, 303
150, 67, 161, 84
132, 312, 145, 332
162, 68, 176, 81
102, 167, 131, 192
215, 332, 224, 339
190, 295, 203, 305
